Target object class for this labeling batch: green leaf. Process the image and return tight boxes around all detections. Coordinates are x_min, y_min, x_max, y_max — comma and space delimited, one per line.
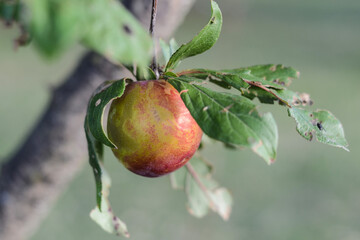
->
224, 64, 300, 87
222, 64, 304, 105
86, 115, 129, 236
160, 38, 179, 65
165, 0, 222, 71
168, 76, 278, 164
179, 66, 309, 107
89, 163, 130, 238
0, 0, 21, 24
170, 156, 232, 220
87, 79, 126, 148
288, 108, 349, 151
29, 0, 82, 57
126, 65, 156, 80
84, 116, 104, 209
170, 165, 187, 190
81, 0, 152, 67
179, 69, 248, 90
29, 0, 152, 66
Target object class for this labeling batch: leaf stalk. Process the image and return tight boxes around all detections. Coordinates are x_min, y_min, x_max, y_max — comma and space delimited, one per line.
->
149, 0, 159, 79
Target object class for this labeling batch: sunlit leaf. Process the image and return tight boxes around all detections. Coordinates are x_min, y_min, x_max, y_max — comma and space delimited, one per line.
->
168, 76, 278, 164
288, 108, 349, 151
165, 0, 222, 71
177, 67, 347, 152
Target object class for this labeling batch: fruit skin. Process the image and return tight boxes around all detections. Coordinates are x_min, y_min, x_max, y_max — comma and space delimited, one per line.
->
107, 80, 203, 177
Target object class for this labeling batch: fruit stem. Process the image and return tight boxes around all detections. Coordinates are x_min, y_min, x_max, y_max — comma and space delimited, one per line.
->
149, 0, 159, 79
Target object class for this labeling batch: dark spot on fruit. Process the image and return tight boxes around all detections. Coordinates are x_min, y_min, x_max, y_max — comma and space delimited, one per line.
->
210, 17, 216, 24
123, 24, 132, 34
317, 122, 323, 131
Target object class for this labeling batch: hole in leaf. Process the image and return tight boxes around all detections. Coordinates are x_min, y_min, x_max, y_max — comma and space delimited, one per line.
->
123, 24, 132, 35
317, 122, 323, 131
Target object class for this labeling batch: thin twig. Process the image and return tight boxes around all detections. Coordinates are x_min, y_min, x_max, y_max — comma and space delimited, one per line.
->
149, 0, 159, 79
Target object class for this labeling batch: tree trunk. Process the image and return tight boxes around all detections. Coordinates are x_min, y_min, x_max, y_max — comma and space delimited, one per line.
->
0, 1, 195, 239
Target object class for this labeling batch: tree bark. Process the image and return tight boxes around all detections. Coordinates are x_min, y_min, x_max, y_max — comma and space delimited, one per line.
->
0, 1, 195, 239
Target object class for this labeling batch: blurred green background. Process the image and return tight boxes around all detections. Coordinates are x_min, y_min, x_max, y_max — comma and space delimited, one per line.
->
1, 0, 360, 239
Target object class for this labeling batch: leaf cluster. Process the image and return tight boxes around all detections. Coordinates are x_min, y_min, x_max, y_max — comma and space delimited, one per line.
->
4, 0, 347, 237
82, 0, 349, 237
1, 0, 152, 67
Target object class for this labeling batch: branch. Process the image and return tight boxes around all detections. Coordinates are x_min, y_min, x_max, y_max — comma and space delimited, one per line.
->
0, 1, 195, 239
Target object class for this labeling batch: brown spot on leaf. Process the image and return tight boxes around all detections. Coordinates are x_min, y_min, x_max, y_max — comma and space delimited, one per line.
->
221, 104, 234, 113
292, 96, 301, 106
305, 132, 313, 141
269, 65, 276, 72
299, 93, 312, 106
203, 106, 209, 111
114, 223, 120, 230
